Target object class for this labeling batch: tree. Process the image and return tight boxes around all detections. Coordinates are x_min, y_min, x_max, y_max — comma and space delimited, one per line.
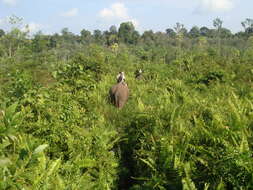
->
141, 30, 155, 45
173, 22, 187, 48
188, 26, 200, 38
200, 27, 210, 37
0, 29, 5, 38
118, 22, 139, 44
0, 15, 28, 57
60, 27, 77, 45
220, 28, 232, 38
104, 30, 118, 46
93, 30, 103, 44
48, 34, 58, 48
61, 27, 76, 41
31, 31, 49, 53
234, 31, 245, 38
174, 22, 187, 36
109, 25, 117, 35
80, 29, 92, 44
166, 28, 176, 38
57, 28, 78, 61
132, 31, 140, 45
213, 18, 223, 54
61, 28, 70, 36
241, 18, 253, 35
8, 14, 23, 29
247, 36, 253, 48
213, 18, 223, 31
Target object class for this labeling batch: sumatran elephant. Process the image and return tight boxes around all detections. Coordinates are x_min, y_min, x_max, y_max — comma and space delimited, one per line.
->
109, 72, 129, 109
135, 69, 143, 80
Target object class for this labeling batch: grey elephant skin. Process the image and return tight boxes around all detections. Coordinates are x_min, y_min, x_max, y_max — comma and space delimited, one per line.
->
109, 82, 129, 109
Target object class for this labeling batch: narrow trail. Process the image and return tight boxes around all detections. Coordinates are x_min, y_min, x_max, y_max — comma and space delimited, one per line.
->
92, 73, 149, 189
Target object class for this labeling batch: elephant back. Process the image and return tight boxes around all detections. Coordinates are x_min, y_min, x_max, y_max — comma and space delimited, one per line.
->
109, 82, 129, 108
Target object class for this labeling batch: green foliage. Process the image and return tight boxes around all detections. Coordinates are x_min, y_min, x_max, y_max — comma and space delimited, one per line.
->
196, 71, 226, 85
4, 70, 37, 102
118, 22, 139, 45
0, 21, 253, 190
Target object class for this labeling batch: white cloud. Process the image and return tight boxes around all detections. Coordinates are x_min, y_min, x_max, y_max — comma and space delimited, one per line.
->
100, 2, 129, 20
22, 22, 42, 34
1, 0, 17, 6
197, 0, 235, 12
27, 23, 42, 33
61, 8, 78, 17
99, 2, 139, 29
130, 19, 139, 28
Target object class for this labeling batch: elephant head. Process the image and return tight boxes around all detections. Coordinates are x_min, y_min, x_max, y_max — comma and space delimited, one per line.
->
116, 71, 126, 83
109, 72, 129, 109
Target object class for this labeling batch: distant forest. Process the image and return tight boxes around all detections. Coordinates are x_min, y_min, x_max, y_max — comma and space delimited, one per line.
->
1, 16, 253, 57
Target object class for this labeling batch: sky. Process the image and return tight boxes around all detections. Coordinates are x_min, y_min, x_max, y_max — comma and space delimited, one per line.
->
0, 0, 252, 35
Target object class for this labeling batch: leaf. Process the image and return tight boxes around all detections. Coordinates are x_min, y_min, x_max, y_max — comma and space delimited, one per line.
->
182, 162, 197, 190
217, 180, 225, 190
38, 153, 47, 171
137, 99, 145, 112
55, 174, 65, 189
0, 140, 11, 149
239, 135, 249, 153
78, 158, 96, 168
5, 102, 18, 118
52, 71, 57, 79
0, 157, 11, 167
140, 158, 156, 171
204, 183, 210, 190
12, 111, 22, 126
47, 159, 61, 177
33, 144, 48, 154
182, 177, 197, 190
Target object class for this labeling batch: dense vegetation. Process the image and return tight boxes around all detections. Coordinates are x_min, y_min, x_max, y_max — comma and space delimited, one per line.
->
0, 16, 253, 189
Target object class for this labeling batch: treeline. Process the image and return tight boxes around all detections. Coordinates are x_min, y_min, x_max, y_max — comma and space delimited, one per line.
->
1, 17, 253, 57
2, 16, 253, 87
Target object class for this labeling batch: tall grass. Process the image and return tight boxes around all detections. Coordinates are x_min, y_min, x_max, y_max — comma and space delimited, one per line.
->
0, 44, 253, 189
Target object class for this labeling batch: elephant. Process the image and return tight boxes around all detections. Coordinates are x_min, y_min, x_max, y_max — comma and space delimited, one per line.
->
109, 72, 129, 109
135, 69, 143, 80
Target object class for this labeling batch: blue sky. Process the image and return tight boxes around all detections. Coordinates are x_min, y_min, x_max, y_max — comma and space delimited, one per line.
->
0, 0, 252, 34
